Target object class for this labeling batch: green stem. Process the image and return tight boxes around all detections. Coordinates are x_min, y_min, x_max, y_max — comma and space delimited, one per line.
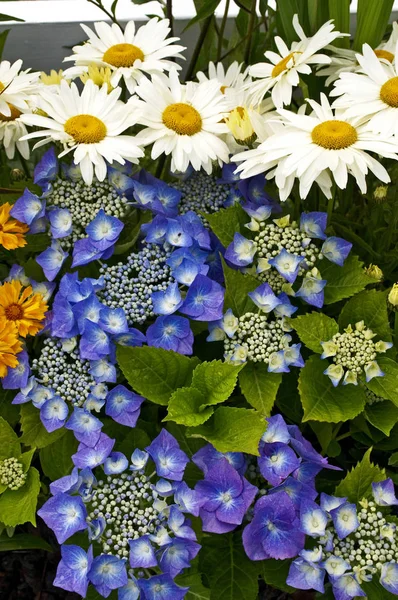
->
244, 0, 257, 65
166, 0, 174, 38
327, 192, 335, 225
155, 154, 167, 179
335, 431, 352, 442
185, 16, 213, 81
217, 0, 230, 62
218, 21, 263, 64
394, 312, 398, 341
87, 0, 118, 24
17, 150, 30, 179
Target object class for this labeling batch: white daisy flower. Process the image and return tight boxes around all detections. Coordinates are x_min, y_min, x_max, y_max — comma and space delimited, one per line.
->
135, 69, 230, 174
197, 61, 250, 93
233, 93, 398, 200
247, 15, 348, 107
64, 18, 185, 94
19, 80, 144, 185
331, 43, 398, 136
0, 108, 30, 160
0, 60, 39, 118
318, 23, 398, 85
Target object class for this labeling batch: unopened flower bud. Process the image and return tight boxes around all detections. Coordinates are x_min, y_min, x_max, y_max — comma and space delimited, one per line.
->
364, 264, 383, 281
226, 106, 256, 146
10, 168, 25, 182
388, 283, 398, 307
373, 185, 388, 203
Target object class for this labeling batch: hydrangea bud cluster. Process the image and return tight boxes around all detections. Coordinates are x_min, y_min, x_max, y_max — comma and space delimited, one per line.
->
32, 338, 98, 407
287, 480, 398, 597
49, 177, 129, 249
98, 243, 173, 326
38, 430, 202, 599
321, 321, 392, 386
364, 388, 385, 405
173, 171, 234, 216
0, 457, 27, 490
223, 312, 289, 364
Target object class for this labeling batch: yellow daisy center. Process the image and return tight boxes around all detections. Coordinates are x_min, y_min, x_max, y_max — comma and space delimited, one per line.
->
311, 120, 358, 150
103, 43, 144, 68
375, 49, 394, 63
0, 103, 22, 122
162, 103, 202, 136
5, 303, 23, 321
380, 76, 398, 107
64, 114, 107, 144
272, 52, 301, 78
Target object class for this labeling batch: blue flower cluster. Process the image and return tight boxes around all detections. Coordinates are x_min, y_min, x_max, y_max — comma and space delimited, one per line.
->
38, 429, 202, 599
287, 479, 398, 598
225, 211, 352, 308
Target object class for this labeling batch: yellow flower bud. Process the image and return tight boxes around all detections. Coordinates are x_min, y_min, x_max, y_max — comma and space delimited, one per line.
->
225, 106, 256, 146
40, 69, 66, 86
80, 66, 113, 93
388, 283, 398, 307
373, 185, 388, 203
364, 264, 383, 281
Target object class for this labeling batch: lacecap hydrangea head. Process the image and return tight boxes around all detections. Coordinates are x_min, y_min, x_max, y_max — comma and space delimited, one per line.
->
320, 320, 392, 386
242, 415, 340, 562
224, 212, 352, 308
208, 283, 303, 372
38, 429, 203, 599
287, 478, 398, 598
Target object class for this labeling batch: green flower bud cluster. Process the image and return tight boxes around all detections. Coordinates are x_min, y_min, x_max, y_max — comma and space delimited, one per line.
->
322, 500, 398, 585
224, 312, 290, 364
364, 388, 385, 405
321, 321, 391, 385
0, 457, 26, 491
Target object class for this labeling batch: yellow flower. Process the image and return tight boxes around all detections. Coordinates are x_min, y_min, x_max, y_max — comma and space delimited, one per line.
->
0, 318, 22, 378
80, 66, 113, 93
40, 70, 66, 86
0, 280, 48, 337
0, 202, 29, 250
226, 106, 256, 145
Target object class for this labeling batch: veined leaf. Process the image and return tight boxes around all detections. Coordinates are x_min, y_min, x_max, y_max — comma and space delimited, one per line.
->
0, 533, 52, 552
239, 363, 282, 416
288, 312, 339, 353
334, 448, 386, 502
354, 0, 394, 50
339, 289, 391, 341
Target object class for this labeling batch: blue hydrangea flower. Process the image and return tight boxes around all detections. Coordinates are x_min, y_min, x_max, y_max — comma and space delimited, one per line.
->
372, 479, 398, 506
152, 283, 183, 315
268, 248, 304, 284
10, 188, 46, 225
286, 557, 325, 593
258, 442, 300, 486
300, 502, 329, 538
380, 562, 398, 594
330, 503, 359, 539
193, 444, 246, 475
225, 233, 257, 267
89, 554, 128, 597
72, 432, 115, 469
105, 385, 144, 428
53, 545, 93, 597
37, 241, 68, 281
1, 350, 30, 389
38, 493, 87, 544
296, 275, 327, 308
248, 283, 281, 313
179, 275, 224, 322
146, 430, 189, 481
195, 458, 257, 534
86, 209, 124, 251
146, 315, 194, 354
48, 208, 73, 238
331, 574, 366, 600
138, 574, 188, 600
300, 212, 327, 240
321, 237, 352, 266
40, 396, 69, 432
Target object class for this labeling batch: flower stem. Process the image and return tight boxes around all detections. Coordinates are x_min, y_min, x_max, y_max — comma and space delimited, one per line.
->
185, 15, 213, 81
17, 150, 30, 179
87, 0, 119, 25
166, 0, 174, 38
244, 0, 257, 65
217, 0, 230, 62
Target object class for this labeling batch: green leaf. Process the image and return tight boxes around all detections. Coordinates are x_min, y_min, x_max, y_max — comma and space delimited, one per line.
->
166, 422, 205, 457
322, 254, 373, 304
339, 289, 391, 341
361, 578, 398, 599
239, 363, 281, 416
191, 360, 244, 407
0, 533, 52, 552
389, 452, 398, 467
298, 355, 366, 423
20, 403, 66, 449
354, 0, 394, 50
327, 0, 350, 48
0, 467, 40, 526
189, 407, 265, 454
176, 573, 210, 599
117, 346, 200, 406
205, 204, 247, 247
222, 259, 258, 317
0, 13, 24, 22
0, 388, 19, 426
334, 448, 386, 502
117, 427, 151, 456
365, 357, 398, 407
86, 588, 117, 600
19, 449, 35, 473
165, 387, 214, 426
288, 312, 339, 353
275, 0, 309, 43
365, 400, 398, 436
0, 416, 20, 459
200, 532, 260, 600
39, 430, 78, 480
261, 559, 294, 594
184, 0, 221, 30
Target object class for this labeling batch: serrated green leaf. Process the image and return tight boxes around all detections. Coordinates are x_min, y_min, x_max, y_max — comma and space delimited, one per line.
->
298, 355, 366, 423
0, 416, 20, 459
165, 387, 214, 426
19, 449, 35, 473
117, 427, 151, 456
288, 312, 339, 353
365, 357, 398, 407
334, 448, 386, 502
205, 204, 248, 247
39, 430, 78, 480
239, 363, 281, 416
176, 573, 210, 599
0, 533, 52, 552
0, 467, 40, 526
20, 403, 66, 448
365, 400, 398, 436
261, 559, 294, 594
222, 259, 258, 317
339, 289, 391, 341
188, 406, 265, 454
389, 452, 398, 467
117, 346, 200, 406
191, 360, 243, 407
354, 0, 394, 50
322, 254, 373, 304
200, 532, 260, 600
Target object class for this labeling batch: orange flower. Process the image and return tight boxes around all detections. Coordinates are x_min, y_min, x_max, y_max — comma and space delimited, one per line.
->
0, 318, 22, 378
0, 280, 48, 337
0, 202, 29, 250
